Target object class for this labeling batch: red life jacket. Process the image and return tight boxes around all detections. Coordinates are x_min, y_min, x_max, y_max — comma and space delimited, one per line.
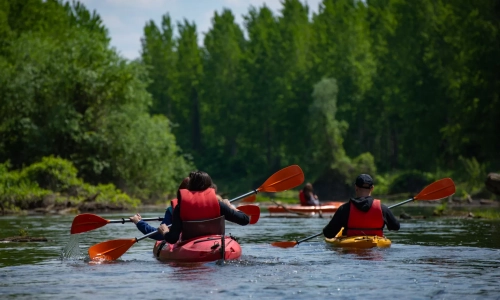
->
179, 188, 220, 221
346, 199, 384, 237
299, 190, 307, 206
170, 198, 178, 209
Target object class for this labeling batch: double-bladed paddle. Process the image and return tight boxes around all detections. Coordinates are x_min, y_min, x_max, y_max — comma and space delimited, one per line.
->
88, 165, 304, 261
70, 194, 258, 235
270, 178, 456, 248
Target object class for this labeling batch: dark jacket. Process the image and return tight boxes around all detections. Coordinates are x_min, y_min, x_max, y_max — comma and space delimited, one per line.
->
163, 190, 250, 244
135, 207, 173, 241
323, 196, 400, 238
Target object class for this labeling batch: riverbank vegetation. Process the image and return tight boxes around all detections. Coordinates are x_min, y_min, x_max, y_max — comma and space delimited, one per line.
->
1, 0, 499, 213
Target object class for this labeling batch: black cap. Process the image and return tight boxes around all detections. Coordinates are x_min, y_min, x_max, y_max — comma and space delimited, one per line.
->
355, 174, 373, 189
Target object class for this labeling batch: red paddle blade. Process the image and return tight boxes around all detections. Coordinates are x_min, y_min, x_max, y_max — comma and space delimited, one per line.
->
242, 194, 257, 203
257, 165, 304, 193
238, 205, 261, 224
71, 214, 110, 234
271, 241, 298, 248
414, 178, 456, 201
88, 238, 137, 261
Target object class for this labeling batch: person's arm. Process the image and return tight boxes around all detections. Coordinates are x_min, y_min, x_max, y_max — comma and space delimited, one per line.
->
163, 206, 173, 226
323, 204, 349, 238
219, 202, 250, 225
305, 192, 316, 205
136, 220, 165, 241
382, 204, 400, 231
162, 204, 182, 244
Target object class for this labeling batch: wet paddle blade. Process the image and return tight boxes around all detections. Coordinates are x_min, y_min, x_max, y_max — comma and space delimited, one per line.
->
71, 214, 110, 234
242, 194, 257, 203
271, 241, 298, 248
238, 205, 261, 224
88, 238, 137, 261
414, 178, 456, 201
257, 165, 304, 193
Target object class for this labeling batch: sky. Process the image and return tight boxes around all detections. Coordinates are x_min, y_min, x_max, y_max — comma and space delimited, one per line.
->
79, 0, 322, 60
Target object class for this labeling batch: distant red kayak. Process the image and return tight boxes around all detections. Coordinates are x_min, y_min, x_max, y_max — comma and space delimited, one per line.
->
267, 201, 344, 214
153, 235, 242, 263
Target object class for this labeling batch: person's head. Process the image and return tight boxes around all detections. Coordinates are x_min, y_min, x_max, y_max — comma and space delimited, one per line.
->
187, 171, 214, 191
303, 182, 314, 193
354, 174, 374, 197
178, 177, 190, 190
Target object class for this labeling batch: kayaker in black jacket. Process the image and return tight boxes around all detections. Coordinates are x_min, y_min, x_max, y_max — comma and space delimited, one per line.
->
323, 174, 400, 238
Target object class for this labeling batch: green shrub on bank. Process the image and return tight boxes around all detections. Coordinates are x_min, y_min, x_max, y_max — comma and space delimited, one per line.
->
0, 157, 139, 212
0, 161, 50, 211
22, 156, 82, 192
453, 156, 490, 200
80, 183, 140, 207
388, 171, 435, 195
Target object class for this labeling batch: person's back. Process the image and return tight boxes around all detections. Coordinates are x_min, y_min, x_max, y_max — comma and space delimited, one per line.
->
323, 174, 400, 238
300, 183, 319, 206
159, 171, 250, 243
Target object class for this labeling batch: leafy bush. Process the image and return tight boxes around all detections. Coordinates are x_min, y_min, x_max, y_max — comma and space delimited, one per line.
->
0, 157, 140, 212
81, 183, 140, 207
22, 156, 82, 192
373, 173, 397, 195
453, 156, 489, 199
0, 161, 49, 211
388, 170, 435, 195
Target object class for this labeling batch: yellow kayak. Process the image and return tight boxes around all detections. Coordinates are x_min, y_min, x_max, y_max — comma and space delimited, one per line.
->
324, 228, 392, 249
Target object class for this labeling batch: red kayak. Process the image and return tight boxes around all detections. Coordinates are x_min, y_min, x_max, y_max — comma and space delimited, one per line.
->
153, 235, 242, 263
267, 201, 344, 214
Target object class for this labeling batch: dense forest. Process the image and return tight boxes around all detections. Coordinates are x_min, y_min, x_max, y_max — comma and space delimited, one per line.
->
1, 0, 499, 210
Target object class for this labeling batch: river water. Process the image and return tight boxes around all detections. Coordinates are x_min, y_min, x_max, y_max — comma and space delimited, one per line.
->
1, 207, 499, 299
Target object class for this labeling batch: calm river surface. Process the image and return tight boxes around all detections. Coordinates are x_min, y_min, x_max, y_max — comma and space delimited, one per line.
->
1, 207, 500, 299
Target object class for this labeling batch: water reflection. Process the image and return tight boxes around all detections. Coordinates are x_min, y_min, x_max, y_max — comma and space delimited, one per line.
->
325, 246, 387, 261
164, 262, 215, 282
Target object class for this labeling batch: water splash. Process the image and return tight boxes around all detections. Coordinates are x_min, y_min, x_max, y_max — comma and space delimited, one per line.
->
61, 234, 83, 260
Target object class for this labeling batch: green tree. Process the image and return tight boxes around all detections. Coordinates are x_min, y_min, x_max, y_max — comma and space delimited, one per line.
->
0, 0, 192, 200
242, 6, 282, 177
141, 14, 177, 117
175, 20, 203, 154
201, 9, 247, 178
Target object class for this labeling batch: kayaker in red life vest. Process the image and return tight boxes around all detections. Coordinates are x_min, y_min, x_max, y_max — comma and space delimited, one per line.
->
128, 177, 190, 241
158, 171, 250, 244
323, 174, 400, 238
299, 182, 320, 206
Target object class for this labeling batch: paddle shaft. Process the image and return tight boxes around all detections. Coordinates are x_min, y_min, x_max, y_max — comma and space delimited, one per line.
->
388, 198, 414, 209
296, 232, 323, 245
229, 190, 257, 202
136, 226, 170, 242
111, 195, 246, 225
108, 217, 163, 224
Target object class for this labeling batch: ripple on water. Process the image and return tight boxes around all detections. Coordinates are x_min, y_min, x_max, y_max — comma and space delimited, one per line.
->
1, 213, 500, 299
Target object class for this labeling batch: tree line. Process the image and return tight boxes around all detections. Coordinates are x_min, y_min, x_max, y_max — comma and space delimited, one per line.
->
141, 0, 499, 198
1, 0, 499, 204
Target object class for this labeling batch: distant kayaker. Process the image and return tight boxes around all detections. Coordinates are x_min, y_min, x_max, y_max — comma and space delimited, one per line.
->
323, 174, 400, 238
158, 171, 250, 244
129, 177, 190, 241
299, 183, 320, 206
